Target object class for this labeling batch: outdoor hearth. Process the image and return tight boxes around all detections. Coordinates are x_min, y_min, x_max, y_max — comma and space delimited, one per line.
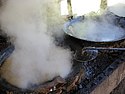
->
0, 0, 125, 94
0, 33, 125, 94
63, 35, 125, 94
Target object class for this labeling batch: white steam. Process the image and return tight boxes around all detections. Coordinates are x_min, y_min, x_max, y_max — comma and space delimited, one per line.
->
68, 15, 125, 42
0, 0, 72, 88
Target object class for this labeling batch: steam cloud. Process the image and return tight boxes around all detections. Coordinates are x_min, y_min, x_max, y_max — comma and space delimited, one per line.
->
1, 0, 125, 89
0, 0, 72, 88
67, 2, 125, 42
69, 14, 125, 42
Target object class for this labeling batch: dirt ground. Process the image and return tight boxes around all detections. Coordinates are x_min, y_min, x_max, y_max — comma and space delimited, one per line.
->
111, 78, 125, 94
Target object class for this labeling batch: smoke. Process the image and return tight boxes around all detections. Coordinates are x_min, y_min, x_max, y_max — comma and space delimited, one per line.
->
0, 0, 72, 88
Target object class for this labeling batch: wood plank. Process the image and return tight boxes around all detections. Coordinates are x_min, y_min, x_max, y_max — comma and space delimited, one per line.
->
91, 62, 125, 94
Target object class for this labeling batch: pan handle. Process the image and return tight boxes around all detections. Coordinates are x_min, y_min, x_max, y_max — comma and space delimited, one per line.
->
83, 47, 125, 51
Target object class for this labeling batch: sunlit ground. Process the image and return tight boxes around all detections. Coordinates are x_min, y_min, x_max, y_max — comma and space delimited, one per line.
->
71, 0, 101, 16
61, 0, 101, 16
60, 0, 125, 16
60, 0, 68, 15
108, 0, 125, 6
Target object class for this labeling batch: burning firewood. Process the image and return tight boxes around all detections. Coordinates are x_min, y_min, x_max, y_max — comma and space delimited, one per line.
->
66, 69, 84, 92
34, 76, 66, 94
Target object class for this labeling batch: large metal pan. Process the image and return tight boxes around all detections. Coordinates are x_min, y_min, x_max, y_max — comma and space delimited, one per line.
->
108, 3, 125, 17
63, 13, 125, 43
